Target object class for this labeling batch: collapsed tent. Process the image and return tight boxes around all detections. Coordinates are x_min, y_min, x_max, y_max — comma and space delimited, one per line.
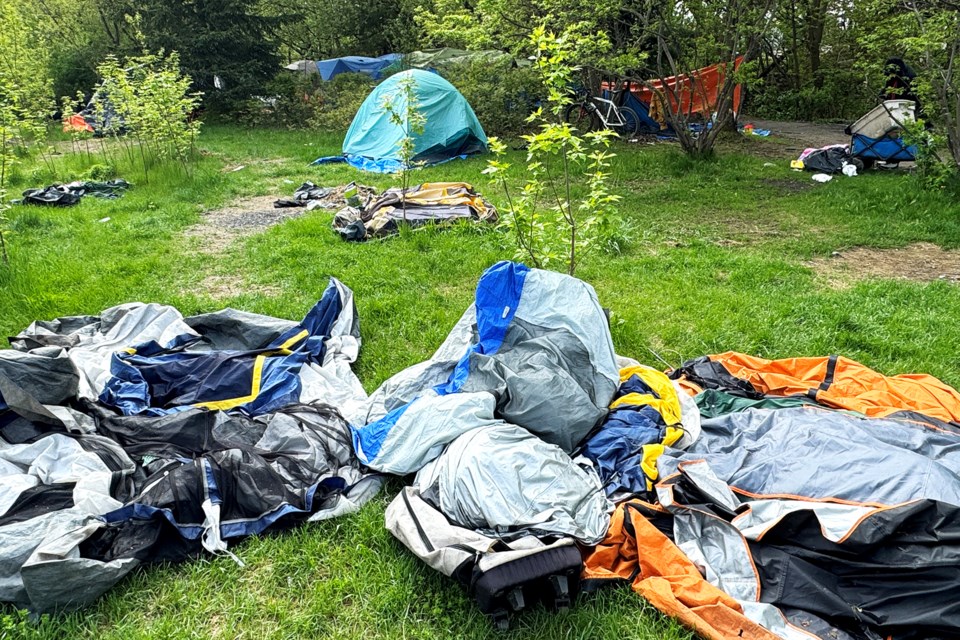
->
576, 351, 960, 640
312, 69, 488, 173
332, 182, 497, 241
0, 279, 378, 611
363, 262, 699, 626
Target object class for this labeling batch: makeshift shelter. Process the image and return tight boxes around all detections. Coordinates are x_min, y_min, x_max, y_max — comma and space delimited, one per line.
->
313, 69, 488, 173
316, 54, 401, 81
602, 59, 744, 133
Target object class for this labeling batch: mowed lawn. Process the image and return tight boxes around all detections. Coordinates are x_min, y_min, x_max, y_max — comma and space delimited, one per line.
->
3, 125, 960, 639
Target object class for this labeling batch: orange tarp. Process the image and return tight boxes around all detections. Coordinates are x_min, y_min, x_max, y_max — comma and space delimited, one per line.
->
711, 352, 960, 424
603, 58, 743, 123
62, 114, 94, 134
583, 501, 778, 640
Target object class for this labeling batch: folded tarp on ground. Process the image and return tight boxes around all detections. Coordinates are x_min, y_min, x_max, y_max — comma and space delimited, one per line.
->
333, 182, 497, 241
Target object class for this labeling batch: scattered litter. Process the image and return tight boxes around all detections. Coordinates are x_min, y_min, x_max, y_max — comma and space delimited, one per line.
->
98, 217, 111, 223
230, 165, 246, 172
740, 123, 771, 137
273, 181, 377, 211
812, 173, 833, 183
842, 162, 858, 177
796, 144, 863, 175
763, 162, 775, 167
332, 182, 497, 241
16, 179, 131, 207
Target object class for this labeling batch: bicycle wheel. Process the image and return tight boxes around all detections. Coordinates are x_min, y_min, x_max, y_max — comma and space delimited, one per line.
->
614, 107, 640, 138
564, 103, 599, 132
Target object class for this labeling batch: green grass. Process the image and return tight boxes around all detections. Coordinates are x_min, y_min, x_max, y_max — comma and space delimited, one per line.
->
3, 124, 960, 639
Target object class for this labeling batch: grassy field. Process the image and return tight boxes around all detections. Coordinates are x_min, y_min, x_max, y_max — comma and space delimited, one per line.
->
3, 124, 960, 639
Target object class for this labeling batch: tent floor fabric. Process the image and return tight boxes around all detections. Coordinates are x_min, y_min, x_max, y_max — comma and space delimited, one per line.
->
3, 263, 960, 640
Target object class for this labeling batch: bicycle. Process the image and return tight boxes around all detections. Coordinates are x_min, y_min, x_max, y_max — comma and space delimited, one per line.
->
563, 83, 640, 138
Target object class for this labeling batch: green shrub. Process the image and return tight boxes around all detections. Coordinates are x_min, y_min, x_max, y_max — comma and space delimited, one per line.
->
443, 61, 543, 138
308, 73, 378, 131
240, 71, 376, 131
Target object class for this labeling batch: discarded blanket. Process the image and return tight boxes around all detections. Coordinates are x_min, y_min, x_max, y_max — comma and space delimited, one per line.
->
18, 180, 131, 206
0, 280, 378, 612
332, 182, 497, 241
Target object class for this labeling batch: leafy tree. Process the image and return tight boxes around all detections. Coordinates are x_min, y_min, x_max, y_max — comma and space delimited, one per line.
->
858, 0, 960, 180
617, 0, 777, 158
105, 0, 280, 112
264, 0, 418, 60
484, 27, 620, 276
92, 52, 202, 180
0, 0, 56, 263
380, 75, 427, 222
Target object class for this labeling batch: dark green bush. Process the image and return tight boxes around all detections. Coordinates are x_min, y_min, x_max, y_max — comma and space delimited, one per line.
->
442, 61, 543, 138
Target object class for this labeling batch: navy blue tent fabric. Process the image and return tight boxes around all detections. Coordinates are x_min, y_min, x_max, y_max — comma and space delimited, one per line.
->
600, 89, 664, 134
317, 54, 400, 81
100, 281, 345, 417
580, 373, 672, 496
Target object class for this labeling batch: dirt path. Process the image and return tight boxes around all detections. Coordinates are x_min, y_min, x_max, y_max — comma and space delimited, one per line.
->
745, 118, 849, 153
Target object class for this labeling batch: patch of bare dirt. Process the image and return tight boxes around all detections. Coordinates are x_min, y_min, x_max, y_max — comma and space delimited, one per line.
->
746, 118, 850, 153
760, 177, 815, 194
808, 242, 960, 288
197, 274, 281, 299
183, 195, 305, 255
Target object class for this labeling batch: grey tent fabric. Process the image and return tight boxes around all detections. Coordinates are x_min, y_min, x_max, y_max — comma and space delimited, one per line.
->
654, 406, 960, 639
10, 303, 199, 400
415, 424, 612, 544
0, 284, 380, 612
353, 262, 620, 472
386, 486, 584, 627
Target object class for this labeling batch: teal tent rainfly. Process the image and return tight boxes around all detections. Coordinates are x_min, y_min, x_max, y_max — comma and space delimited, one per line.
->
312, 69, 488, 173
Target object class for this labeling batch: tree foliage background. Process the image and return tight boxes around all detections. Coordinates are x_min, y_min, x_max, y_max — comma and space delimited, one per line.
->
6, 0, 960, 176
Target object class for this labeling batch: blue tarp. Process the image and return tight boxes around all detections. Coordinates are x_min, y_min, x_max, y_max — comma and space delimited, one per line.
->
313, 69, 487, 173
852, 133, 917, 162
316, 54, 401, 81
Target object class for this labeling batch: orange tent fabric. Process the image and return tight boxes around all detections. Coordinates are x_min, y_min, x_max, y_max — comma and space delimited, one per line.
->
583, 501, 778, 640
635, 58, 743, 122
63, 114, 94, 134
710, 352, 960, 424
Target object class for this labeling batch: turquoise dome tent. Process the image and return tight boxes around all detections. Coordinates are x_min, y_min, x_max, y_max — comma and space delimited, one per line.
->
313, 69, 488, 173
